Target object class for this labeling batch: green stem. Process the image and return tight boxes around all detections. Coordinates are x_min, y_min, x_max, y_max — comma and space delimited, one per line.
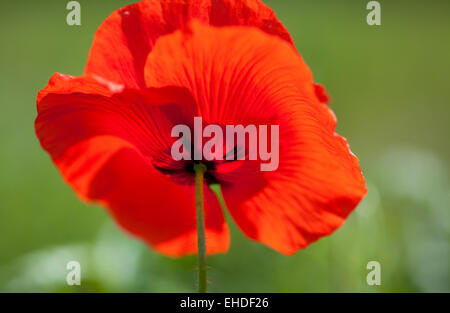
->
194, 163, 207, 293
209, 183, 228, 213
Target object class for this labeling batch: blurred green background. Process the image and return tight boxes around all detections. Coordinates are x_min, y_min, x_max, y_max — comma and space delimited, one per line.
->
0, 0, 448, 292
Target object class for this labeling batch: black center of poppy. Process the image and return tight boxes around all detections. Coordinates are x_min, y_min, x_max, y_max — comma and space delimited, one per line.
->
153, 159, 219, 185
153, 144, 241, 186
185, 160, 219, 185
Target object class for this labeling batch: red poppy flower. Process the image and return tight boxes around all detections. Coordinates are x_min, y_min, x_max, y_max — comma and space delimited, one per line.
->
35, 0, 367, 257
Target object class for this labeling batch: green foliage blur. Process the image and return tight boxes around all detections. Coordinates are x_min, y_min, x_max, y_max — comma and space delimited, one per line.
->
0, 0, 448, 292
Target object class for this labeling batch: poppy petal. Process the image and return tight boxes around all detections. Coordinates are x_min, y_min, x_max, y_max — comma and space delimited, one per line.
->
144, 21, 367, 254
87, 147, 229, 256
85, 0, 293, 88
35, 74, 229, 256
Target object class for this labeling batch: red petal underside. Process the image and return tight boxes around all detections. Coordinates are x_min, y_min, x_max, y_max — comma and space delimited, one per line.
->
85, 0, 293, 88
144, 21, 367, 255
35, 74, 229, 256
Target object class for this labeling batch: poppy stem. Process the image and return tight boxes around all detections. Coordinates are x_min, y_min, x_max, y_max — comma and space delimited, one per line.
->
194, 163, 208, 293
